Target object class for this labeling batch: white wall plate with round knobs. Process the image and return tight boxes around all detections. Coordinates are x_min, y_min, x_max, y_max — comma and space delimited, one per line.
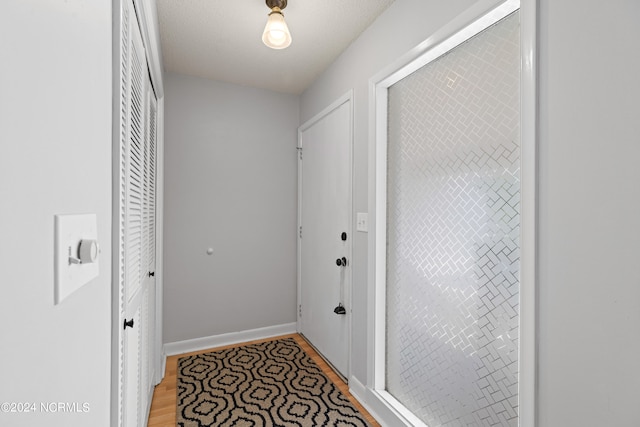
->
54, 213, 99, 304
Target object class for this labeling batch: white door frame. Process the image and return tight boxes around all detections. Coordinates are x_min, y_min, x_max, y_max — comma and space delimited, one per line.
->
297, 90, 354, 379
366, 0, 537, 425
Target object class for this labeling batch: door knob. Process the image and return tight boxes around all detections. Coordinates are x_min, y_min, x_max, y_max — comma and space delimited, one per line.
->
336, 257, 347, 266
123, 318, 134, 330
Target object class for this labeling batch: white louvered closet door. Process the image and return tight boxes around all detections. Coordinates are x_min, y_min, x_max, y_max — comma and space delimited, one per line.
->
117, 0, 159, 425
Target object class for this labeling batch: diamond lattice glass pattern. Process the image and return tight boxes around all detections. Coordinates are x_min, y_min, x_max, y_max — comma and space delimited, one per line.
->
385, 12, 520, 427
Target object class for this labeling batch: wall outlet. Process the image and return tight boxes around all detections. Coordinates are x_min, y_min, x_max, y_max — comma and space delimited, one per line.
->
356, 212, 368, 232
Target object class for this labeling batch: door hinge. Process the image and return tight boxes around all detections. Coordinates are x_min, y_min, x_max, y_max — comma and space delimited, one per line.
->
299, 226, 302, 239
296, 146, 303, 160
298, 304, 302, 317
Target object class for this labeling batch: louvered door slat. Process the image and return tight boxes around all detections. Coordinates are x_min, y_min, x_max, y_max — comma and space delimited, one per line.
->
148, 95, 156, 271
125, 19, 146, 304
141, 72, 150, 285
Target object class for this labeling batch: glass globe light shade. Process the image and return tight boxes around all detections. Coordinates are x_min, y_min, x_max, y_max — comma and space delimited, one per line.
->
262, 8, 292, 49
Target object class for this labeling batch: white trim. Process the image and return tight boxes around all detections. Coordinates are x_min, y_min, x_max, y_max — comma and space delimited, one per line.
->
297, 90, 354, 381
346, 93, 355, 383
110, 4, 124, 426
369, 0, 520, 91
153, 96, 165, 386
519, 0, 538, 425
368, 0, 537, 425
348, 375, 368, 406
298, 91, 354, 134
160, 349, 167, 384
376, 391, 429, 427
359, 387, 420, 427
297, 126, 302, 332
349, 377, 393, 427
372, 85, 387, 390
366, 55, 378, 392
163, 323, 297, 356
142, 388, 153, 427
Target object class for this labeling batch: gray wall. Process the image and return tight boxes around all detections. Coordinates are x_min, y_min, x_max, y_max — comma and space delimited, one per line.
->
537, 0, 640, 425
163, 72, 299, 343
0, 1, 112, 426
301, 0, 640, 425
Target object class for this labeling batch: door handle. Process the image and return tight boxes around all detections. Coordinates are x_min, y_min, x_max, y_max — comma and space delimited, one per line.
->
148, 271, 155, 277
123, 318, 134, 330
336, 257, 347, 267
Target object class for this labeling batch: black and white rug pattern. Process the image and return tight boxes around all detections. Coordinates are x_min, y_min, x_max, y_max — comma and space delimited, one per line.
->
177, 338, 371, 426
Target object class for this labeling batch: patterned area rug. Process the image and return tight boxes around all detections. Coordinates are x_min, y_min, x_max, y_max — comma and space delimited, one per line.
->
177, 338, 371, 426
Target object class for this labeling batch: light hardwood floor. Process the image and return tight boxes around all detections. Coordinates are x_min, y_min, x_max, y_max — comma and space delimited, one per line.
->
147, 333, 380, 426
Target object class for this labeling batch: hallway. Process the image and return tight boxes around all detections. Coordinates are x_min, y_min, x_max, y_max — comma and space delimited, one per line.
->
1, 1, 640, 426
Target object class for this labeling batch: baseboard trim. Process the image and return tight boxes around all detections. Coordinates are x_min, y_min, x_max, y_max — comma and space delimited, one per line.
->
348, 375, 368, 403
163, 322, 297, 356
159, 350, 166, 383
349, 376, 386, 426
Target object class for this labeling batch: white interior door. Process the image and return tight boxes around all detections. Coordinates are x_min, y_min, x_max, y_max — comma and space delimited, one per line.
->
299, 95, 352, 378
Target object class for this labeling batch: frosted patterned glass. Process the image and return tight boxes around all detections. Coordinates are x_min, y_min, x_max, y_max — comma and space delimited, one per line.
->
385, 12, 520, 427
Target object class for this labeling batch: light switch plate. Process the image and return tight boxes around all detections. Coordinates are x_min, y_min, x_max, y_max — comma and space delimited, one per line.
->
356, 212, 368, 232
54, 214, 99, 304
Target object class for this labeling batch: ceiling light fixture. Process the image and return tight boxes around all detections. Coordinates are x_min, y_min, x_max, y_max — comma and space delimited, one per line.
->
262, 0, 292, 50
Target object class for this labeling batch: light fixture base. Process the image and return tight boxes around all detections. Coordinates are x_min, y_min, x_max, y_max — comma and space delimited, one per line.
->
266, 0, 287, 10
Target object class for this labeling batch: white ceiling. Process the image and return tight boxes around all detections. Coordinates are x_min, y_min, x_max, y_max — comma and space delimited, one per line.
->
156, 0, 396, 94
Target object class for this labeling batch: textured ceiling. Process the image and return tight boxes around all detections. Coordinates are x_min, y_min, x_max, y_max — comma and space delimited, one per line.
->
157, 0, 396, 94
